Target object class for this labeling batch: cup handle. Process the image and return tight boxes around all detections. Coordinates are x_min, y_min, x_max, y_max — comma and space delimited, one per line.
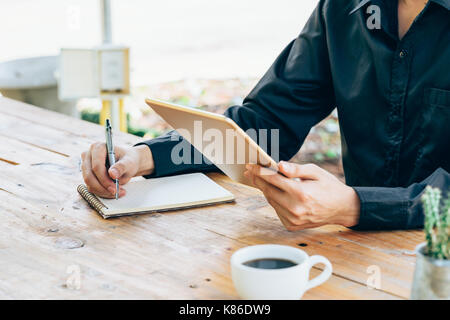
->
305, 255, 333, 291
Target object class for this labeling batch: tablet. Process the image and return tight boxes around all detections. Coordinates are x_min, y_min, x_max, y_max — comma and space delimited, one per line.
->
145, 98, 278, 186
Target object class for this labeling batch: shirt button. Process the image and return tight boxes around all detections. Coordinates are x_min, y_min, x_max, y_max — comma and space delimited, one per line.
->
399, 50, 407, 58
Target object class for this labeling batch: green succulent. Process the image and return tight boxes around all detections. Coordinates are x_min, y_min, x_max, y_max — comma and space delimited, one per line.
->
421, 186, 450, 259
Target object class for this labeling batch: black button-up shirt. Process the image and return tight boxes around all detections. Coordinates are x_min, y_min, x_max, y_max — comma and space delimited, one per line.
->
140, 0, 450, 230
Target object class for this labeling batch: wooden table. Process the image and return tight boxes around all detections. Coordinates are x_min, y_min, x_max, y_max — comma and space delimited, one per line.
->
0, 97, 423, 300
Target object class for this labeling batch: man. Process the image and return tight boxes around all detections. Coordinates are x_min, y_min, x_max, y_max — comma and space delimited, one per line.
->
82, 0, 450, 230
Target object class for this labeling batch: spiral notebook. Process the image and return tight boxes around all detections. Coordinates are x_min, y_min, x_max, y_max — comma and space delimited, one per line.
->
77, 173, 235, 218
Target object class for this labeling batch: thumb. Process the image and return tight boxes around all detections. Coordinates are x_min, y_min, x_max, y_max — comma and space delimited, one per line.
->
278, 161, 322, 180
108, 160, 130, 180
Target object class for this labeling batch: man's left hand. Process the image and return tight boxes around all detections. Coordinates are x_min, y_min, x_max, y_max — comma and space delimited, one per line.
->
244, 161, 361, 231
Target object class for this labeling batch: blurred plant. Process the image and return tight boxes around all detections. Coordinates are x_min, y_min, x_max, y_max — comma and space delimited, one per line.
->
172, 96, 191, 106
314, 152, 325, 162
80, 110, 162, 138
81, 109, 99, 124
421, 186, 450, 260
325, 149, 338, 159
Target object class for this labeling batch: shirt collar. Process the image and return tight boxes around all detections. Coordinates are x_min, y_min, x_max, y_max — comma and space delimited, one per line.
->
431, 0, 450, 10
368, 0, 450, 10
364, 0, 449, 41
368, 0, 398, 40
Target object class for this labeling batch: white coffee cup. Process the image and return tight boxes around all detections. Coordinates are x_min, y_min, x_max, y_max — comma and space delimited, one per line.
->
231, 244, 332, 300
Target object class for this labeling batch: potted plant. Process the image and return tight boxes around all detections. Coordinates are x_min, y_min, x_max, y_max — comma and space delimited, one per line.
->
411, 186, 450, 299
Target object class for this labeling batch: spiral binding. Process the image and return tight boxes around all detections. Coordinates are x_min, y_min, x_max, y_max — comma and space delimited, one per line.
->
77, 184, 107, 213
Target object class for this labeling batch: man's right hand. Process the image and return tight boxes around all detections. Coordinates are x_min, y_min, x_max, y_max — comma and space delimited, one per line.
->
81, 143, 154, 198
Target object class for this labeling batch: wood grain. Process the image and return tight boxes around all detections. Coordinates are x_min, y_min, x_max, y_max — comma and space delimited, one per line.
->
0, 97, 422, 299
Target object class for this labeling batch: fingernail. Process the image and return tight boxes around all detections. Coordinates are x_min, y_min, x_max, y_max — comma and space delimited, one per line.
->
281, 161, 291, 170
109, 168, 119, 179
108, 186, 115, 194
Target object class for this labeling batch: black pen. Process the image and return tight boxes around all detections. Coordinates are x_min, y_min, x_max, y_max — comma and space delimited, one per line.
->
105, 119, 119, 200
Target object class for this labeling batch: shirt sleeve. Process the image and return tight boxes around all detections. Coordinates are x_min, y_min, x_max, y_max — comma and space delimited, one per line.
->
352, 168, 450, 230
137, 0, 335, 178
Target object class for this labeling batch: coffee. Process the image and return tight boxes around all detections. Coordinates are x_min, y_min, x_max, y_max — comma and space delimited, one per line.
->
243, 258, 297, 269
232, 244, 332, 299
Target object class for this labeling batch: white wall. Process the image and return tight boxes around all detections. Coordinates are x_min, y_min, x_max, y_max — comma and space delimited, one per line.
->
0, 0, 319, 84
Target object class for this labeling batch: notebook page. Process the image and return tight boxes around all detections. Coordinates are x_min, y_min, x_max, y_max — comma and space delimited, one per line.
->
101, 173, 234, 215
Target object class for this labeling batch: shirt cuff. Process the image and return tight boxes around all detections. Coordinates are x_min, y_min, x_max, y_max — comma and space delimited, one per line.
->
134, 132, 219, 179
134, 135, 176, 179
351, 186, 410, 230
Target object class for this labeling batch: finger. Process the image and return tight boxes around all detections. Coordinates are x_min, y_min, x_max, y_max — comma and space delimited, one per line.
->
267, 197, 317, 230
82, 154, 115, 198
109, 157, 133, 181
259, 185, 315, 227
278, 162, 323, 180
251, 175, 286, 200
244, 168, 258, 188
247, 164, 298, 193
246, 171, 322, 231
245, 169, 272, 192
104, 186, 127, 198
255, 179, 302, 221
90, 143, 116, 191
251, 175, 305, 221
245, 170, 303, 214
266, 195, 296, 222
83, 170, 127, 199
246, 163, 278, 176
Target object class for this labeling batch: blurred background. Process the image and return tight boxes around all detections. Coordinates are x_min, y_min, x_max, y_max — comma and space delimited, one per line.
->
0, 0, 343, 178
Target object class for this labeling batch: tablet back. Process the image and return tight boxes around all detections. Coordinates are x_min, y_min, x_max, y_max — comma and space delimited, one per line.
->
145, 98, 277, 186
